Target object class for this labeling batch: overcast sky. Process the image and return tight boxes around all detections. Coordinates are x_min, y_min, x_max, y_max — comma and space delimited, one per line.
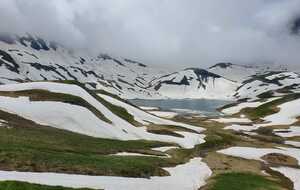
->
1, 0, 300, 69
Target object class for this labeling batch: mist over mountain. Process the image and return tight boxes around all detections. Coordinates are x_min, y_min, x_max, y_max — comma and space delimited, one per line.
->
1, 0, 300, 69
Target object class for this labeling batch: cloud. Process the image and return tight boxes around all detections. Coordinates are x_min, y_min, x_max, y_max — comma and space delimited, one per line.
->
0, 0, 300, 69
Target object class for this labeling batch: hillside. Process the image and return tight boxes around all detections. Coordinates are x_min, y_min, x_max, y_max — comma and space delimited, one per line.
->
234, 71, 300, 100
0, 34, 164, 99
208, 63, 260, 82
208, 63, 288, 82
0, 81, 205, 148
148, 68, 239, 100
0, 81, 215, 189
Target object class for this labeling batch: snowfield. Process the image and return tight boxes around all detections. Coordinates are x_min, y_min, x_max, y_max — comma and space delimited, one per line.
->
224, 124, 260, 132
1, 36, 296, 101
211, 117, 252, 124
98, 94, 203, 132
148, 111, 178, 118
140, 106, 159, 110
2, 35, 300, 190
149, 68, 239, 100
0, 158, 212, 190
271, 167, 300, 190
0, 82, 205, 148
285, 141, 300, 148
235, 72, 300, 101
0, 37, 166, 100
0, 96, 129, 140
263, 99, 300, 126
221, 97, 280, 115
218, 147, 300, 164
208, 63, 258, 82
151, 146, 179, 152
110, 152, 168, 157
274, 127, 300, 138
262, 99, 300, 126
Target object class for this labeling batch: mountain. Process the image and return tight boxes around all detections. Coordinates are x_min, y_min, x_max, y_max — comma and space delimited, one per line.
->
0, 34, 164, 99
0, 34, 239, 100
148, 68, 239, 100
208, 63, 260, 82
0, 34, 297, 101
208, 62, 288, 82
234, 71, 300, 100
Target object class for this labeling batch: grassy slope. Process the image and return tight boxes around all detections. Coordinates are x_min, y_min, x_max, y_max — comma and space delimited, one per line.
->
62, 81, 136, 124
0, 81, 205, 177
89, 91, 135, 125
0, 89, 112, 124
0, 181, 94, 190
0, 110, 177, 177
240, 93, 300, 121
0, 81, 295, 189
209, 172, 281, 190
170, 116, 292, 189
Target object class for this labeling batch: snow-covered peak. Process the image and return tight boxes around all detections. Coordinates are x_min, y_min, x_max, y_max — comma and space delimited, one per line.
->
208, 63, 261, 82
208, 62, 289, 83
235, 71, 300, 100
148, 68, 239, 100
0, 34, 165, 99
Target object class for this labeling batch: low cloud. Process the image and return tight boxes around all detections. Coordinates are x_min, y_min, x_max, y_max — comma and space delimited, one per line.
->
0, 0, 300, 69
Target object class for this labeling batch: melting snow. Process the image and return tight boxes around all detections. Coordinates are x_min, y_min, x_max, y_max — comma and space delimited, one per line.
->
140, 106, 159, 110
151, 146, 179, 152
224, 124, 260, 132
285, 141, 300, 148
98, 94, 203, 132
148, 111, 178, 118
271, 167, 300, 190
262, 99, 300, 126
222, 97, 279, 115
218, 147, 300, 164
0, 82, 205, 148
211, 117, 252, 123
110, 152, 167, 157
0, 158, 212, 190
274, 127, 300, 138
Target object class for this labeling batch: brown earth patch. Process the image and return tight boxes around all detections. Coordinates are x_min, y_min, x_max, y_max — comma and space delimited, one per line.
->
262, 153, 299, 168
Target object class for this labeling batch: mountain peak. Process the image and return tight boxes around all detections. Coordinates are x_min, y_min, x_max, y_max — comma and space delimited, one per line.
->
0, 33, 60, 51
209, 63, 233, 69
184, 67, 221, 79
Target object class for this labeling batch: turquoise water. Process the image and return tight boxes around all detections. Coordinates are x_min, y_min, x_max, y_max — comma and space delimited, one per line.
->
129, 99, 233, 116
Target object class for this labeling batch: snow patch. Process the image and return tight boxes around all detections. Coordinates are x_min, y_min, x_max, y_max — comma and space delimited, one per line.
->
218, 147, 300, 164
285, 141, 300, 148
222, 97, 280, 115
262, 99, 300, 126
224, 124, 260, 132
271, 167, 300, 190
0, 82, 206, 148
0, 158, 212, 190
140, 106, 159, 110
211, 117, 252, 123
148, 111, 178, 118
151, 146, 179, 152
274, 127, 300, 138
